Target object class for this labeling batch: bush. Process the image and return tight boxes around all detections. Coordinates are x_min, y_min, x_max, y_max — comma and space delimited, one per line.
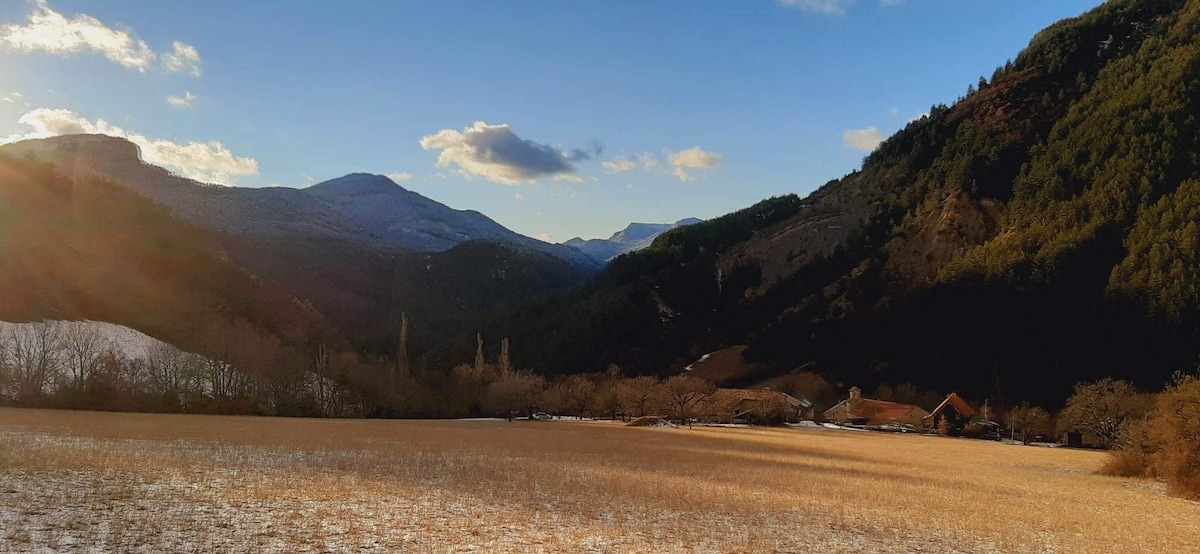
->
1146, 376, 1200, 499
1104, 376, 1200, 499
1102, 450, 1152, 478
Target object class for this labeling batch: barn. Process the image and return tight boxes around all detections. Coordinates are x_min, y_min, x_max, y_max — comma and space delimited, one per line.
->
700, 388, 814, 424
822, 387, 930, 428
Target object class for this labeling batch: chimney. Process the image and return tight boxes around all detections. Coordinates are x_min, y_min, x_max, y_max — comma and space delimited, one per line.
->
849, 386, 861, 401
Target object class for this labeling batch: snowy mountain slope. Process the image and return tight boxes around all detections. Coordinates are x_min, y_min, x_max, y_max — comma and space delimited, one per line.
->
0, 320, 199, 363
304, 174, 602, 269
563, 218, 702, 262
0, 135, 600, 271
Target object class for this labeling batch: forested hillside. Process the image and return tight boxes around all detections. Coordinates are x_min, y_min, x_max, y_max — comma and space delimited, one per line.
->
479, 0, 1200, 408
0, 155, 586, 415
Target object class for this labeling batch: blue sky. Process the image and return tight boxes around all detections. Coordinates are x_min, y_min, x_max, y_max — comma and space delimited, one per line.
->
0, 0, 1103, 242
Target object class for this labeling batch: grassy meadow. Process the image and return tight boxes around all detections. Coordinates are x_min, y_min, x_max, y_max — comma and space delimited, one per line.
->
1, 408, 1198, 553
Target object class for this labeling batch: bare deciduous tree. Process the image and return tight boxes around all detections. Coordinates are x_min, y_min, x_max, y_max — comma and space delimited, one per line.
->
485, 371, 547, 420
659, 375, 714, 423
1006, 402, 1053, 445
145, 341, 202, 400
3, 321, 64, 403
61, 323, 115, 391
397, 314, 409, 377
557, 374, 596, 419
617, 376, 660, 418
1058, 378, 1151, 448
498, 338, 512, 374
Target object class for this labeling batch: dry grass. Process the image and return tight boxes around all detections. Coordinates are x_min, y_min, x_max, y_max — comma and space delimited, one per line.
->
2, 408, 1198, 553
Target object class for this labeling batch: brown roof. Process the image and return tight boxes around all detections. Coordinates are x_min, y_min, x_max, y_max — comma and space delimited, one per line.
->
824, 398, 929, 422
705, 388, 808, 414
924, 393, 974, 420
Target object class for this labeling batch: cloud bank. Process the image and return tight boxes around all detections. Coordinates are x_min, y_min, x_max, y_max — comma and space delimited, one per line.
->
2, 108, 258, 185
0, 0, 202, 75
420, 121, 598, 185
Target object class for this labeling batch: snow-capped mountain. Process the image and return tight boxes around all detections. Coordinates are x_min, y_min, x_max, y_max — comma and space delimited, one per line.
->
303, 173, 600, 268
563, 218, 702, 261
0, 134, 601, 271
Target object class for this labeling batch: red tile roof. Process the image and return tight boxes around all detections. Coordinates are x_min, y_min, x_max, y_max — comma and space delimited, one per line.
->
924, 393, 974, 420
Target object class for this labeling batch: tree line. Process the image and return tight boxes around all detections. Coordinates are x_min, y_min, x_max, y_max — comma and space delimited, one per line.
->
0, 321, 722, 423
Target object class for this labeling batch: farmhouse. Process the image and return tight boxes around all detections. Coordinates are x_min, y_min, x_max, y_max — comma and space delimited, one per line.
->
701, 388, 814, 424
922, 392, 974, 429
822, 387, 930, 428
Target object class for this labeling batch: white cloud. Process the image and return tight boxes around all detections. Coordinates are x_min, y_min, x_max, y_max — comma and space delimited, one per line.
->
553, 173, 584, 183
166, 90, 195, 108
626, 183, 634, 190
2, 108, 258, 185
606, 153, 661, 174
420, 121, 597, 185
161, 41, 201, 76
514, 193, 523, 200
843, 127, 883, 151
777, 0, 855, 15
0, 0, 201, 75
668, 147, 723, 181
386, 172, 413, 183
602, 156, 637, 173
640, 153, 660, 170
537, 233, 554, 242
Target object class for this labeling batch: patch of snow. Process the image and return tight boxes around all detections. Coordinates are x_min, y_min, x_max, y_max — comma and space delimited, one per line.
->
0, 319, 184, 362
786, 421, 823, 429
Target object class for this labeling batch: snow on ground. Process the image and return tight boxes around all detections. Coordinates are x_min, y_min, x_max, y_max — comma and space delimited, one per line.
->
0, 428, 955, 554
682, 352, 713, 372
0, 320, 192, 362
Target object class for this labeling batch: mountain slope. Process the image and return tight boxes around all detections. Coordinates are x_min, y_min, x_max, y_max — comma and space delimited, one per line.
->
0, 135, 600, 271
488, 0, 1200, 407
304, 173, 600, 269
563, 218, 702, 262
0, 152, 308, 354
0, 152, 590, 415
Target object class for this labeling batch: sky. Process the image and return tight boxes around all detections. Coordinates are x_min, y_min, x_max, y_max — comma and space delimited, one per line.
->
0, 0, 1104, 242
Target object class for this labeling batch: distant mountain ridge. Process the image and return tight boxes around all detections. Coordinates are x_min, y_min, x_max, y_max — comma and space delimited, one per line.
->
564, 218, 702, 261
0, 135, 602, 272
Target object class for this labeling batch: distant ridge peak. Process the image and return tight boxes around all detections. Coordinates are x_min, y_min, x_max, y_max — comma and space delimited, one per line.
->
16, 133, 143, 164
305, 173, 405, 196
567, 217, 701, 262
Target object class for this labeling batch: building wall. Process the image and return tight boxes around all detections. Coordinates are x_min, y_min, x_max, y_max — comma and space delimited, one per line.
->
823, 402, 851, 423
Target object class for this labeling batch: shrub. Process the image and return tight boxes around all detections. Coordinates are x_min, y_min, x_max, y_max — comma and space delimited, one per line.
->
1146, 376, 1200, 499
1104, 376, 1200, 499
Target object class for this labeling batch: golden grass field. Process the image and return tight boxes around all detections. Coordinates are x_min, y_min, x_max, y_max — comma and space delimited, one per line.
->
2, 408, 1198, 553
